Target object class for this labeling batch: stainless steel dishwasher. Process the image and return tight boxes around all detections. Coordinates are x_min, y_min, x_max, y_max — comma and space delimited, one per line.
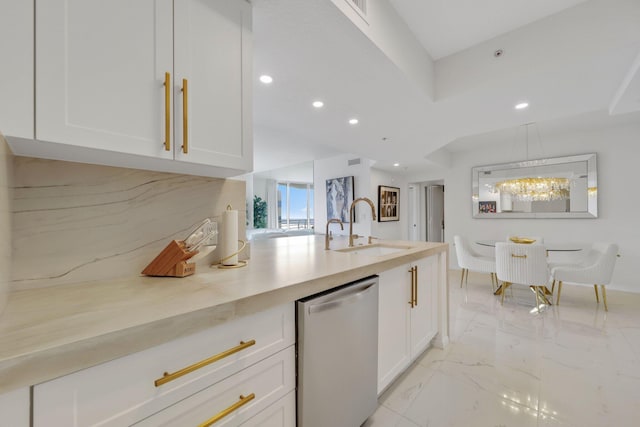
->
296, 276, 379, 427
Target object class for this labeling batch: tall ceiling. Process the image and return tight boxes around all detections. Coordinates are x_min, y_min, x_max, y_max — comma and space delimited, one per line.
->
252, 0, 640, 175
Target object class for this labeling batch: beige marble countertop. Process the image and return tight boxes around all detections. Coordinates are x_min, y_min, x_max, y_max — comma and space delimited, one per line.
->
0, 235, 448, 394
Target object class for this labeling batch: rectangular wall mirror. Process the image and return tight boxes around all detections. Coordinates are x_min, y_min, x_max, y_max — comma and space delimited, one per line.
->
472, 153, 597, 218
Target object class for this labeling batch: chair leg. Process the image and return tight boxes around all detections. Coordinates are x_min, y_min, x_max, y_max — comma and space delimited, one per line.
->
594, 284, 600, 303
556, 281, 563, 305
551, 280, 556, 294
501, 282, 510, 305
601, 285, 608, 311
460, 268, 465, 288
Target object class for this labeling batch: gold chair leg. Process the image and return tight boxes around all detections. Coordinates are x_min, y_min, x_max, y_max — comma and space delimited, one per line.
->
601, 285, 608, 311
501, 282, 509, 305
460, 268, 465, 288
556, 281, 563, 305
594, 284, 600, 303
551, 280, 556, 294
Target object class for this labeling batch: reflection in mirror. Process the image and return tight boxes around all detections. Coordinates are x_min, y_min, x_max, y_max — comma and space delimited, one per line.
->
472, 153, 597, 218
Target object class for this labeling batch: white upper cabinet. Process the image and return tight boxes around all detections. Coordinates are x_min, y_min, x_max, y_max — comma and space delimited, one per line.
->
0, 0, 34, 140
9, 0, 252, 178
36, 0, 174, 160
174, 0, 252, 171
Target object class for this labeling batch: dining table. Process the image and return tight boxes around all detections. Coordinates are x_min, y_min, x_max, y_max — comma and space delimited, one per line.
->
475, 240, 583, 305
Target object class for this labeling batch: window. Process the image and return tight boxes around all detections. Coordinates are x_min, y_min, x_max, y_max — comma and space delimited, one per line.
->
277, 182, 314, 230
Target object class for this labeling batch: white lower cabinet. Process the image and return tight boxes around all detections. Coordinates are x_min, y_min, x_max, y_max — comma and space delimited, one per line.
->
377, 254, 440, 394
33, 303, 295, 427
133, 347, 294, 426
0, 386, 30, 427
240, 391, 295, 427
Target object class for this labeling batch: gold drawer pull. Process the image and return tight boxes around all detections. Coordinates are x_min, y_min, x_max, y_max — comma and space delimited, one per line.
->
511, 254, 527, 258
154, 340, 256, 387
198, 393, 255, 427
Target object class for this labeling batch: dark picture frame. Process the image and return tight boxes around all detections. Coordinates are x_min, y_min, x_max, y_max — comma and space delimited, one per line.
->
378, 185, 399, 222
326, 176, 355, 223
478, 200, 497, 213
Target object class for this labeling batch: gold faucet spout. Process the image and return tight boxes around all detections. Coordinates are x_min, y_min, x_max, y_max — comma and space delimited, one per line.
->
325, 218, 344, 250
348, 197, 377, 247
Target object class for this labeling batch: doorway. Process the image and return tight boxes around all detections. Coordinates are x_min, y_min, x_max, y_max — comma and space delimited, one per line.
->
425, 185, 444, 242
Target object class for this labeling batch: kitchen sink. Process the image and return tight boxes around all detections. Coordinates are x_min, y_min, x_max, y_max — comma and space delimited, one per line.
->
335, 243, 413, 257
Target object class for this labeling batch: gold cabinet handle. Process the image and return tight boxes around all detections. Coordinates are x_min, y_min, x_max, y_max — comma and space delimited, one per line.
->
198, 393, 255, 427
408, 266, 416, 308
164, 72, 171, 151
181, 78, 188, 154
511, 254, 527, 258
154, 340, 256, 387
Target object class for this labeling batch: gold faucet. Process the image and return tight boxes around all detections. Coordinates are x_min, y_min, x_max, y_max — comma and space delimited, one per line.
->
349, 197, 377, 247
325, 218, 344, 250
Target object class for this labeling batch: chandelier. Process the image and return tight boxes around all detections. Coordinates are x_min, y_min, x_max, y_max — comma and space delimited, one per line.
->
495, 123, 570, 202
495, 177, 570, 201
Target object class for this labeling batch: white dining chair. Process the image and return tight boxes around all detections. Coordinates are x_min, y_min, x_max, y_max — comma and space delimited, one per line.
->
453, 235, 497, 291
495, 242, 550, 307
551, 243, 619, 311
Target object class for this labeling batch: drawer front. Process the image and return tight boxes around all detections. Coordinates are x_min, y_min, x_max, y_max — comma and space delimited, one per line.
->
240, 391, 295, 427
133, 347, 295, 427
34, 303, 294, 427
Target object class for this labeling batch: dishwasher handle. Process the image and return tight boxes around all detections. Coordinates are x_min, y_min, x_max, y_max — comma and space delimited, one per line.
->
308, 282, 377, 314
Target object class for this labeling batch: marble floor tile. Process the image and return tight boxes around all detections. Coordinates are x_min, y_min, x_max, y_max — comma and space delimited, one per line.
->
372, 270, 640, 427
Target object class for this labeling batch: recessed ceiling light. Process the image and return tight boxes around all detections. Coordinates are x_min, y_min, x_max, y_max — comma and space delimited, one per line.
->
259, 75, 273, 84
348, 118, 359, 125
393, 163, 400, 167
515, 102, 529, 110
312, 101, 324, 108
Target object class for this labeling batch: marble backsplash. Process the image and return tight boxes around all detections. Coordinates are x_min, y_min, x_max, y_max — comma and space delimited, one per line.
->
11, 157, 246, 290
0, 137, 13, 312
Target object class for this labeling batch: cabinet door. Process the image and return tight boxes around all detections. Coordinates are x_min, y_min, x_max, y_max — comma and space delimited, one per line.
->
36, 0, 174, 159
0, 387, 29, 427
174, 0, 252, 170
410, 255, 439, 359
0, 0, 33, 139
133, 347, 295, 427
377, 264, 411, 394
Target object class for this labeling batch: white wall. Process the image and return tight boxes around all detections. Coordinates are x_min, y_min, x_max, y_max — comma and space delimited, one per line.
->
370, 168, 408, 240
329, 0, 434, 99
314, 154, 374, 238
408, 120, 640, 293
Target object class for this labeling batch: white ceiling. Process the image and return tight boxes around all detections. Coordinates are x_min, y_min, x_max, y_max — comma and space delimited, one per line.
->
388, 0, 590, 60
251, 0, 640, 175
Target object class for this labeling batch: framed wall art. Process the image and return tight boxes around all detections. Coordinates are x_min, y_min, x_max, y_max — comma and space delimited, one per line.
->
378, 185, 399, 222
326, 176, 354, 223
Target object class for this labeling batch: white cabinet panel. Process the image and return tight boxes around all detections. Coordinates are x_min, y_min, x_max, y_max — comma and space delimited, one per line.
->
34, 303, 294, 427
377, 264, 411, 393
133, 347, 295, 427
410, 255, 439, 358
0, 0, 33, 139
174, 0, 252, 170
36, 0, 174, 159
378, 254, 441, 394
0, 387, 29, 427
